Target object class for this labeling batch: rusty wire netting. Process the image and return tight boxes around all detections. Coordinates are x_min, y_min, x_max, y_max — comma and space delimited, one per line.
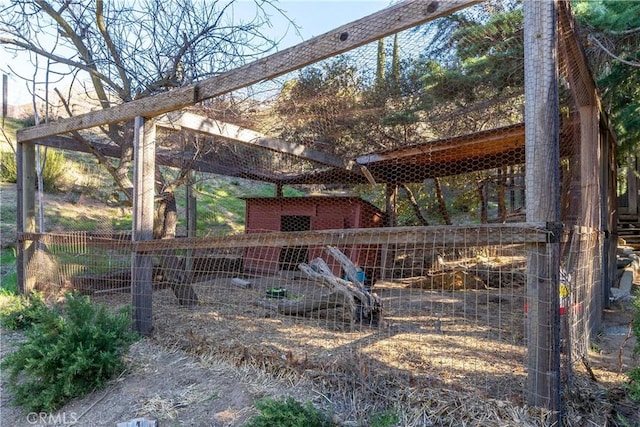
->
19, 0, 613, 423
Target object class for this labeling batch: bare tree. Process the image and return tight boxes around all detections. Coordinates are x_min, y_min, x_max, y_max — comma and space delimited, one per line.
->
0, 0, 294, 237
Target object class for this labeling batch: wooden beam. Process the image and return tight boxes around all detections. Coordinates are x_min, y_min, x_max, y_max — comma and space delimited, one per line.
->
17, 0, 480, 142
19, 223, 551, 252
16, 141, 36, 294
29, 135, 271, 178
158, 111, 354, 169
357, 123, 525, 164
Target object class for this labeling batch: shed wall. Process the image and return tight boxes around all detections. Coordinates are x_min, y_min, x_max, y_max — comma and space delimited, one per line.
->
243, 197, 384, 275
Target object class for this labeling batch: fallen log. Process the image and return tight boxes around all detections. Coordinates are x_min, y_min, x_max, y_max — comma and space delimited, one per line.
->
253, 247, 384, 328
254, 292, 347, 316
160, 255, 199, 306
301, 250, 384, 328
325, 246, 384, 327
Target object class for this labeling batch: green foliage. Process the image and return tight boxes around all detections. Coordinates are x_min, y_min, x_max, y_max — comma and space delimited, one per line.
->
0, 148, 69, 192
0, 151, 17, 183
628, 294, 640, 401
369, 409, 400, 427
573, 0, 640, 162
1, 117, 67, 188
1, 293, 137, 413
244, 397, 331, 427
0, 292, 48, 330
0, 247, 17, 294
39, 149, 69, 192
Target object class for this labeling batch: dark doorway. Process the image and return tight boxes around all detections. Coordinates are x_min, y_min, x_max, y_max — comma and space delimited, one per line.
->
279, 216, 310, 270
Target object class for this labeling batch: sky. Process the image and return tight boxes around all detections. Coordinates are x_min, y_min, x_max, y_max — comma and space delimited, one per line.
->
2, 0, 391, 106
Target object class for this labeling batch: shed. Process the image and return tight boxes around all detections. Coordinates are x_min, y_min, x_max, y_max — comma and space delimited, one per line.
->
242, 196, 385, 275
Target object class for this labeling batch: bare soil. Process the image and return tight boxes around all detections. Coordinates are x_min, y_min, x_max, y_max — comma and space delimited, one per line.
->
1, 182, 638, 426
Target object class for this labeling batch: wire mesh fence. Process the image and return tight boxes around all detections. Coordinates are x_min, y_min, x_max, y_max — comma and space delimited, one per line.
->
15, 0, 616, 420
21, 223, 602, 409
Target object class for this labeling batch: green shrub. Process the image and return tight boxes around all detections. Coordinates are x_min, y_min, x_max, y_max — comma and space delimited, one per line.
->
0, 247, 17, 294
0, 292, 48, 330
244, 397, 331, 427
1, 293, 137, 413
0, 151, 17, 183
0, 149, 68, 191
40, 149, 69, 192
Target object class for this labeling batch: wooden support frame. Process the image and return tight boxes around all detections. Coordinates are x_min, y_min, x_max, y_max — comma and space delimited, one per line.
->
157, 111, 355, 170
10, 2, 614, 416
19, 223, 552, 252
16, 140, 36, 294
17, 0, 480, 143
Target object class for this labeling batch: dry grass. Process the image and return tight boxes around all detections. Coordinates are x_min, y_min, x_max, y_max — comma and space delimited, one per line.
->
92, 271, 566, 426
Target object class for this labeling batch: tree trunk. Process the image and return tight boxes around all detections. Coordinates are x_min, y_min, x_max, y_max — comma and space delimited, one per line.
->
478, 181, 488, 224
498, 167, 507, 223
161, 255, 199, 306
155, 191, 178, 239
433, 178, 451, 225
255, 292, 347, 316
303, 248, 384, 329
400, 183, 429, 225
258, 247, 384, 329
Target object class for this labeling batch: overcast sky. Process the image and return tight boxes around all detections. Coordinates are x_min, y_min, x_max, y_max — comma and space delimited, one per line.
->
2, 0, 391, 106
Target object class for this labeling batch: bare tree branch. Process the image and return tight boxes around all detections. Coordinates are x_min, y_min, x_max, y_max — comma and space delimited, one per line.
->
0, 35, 122, 90
95, 0, 130, 99
587, 34, 640, 67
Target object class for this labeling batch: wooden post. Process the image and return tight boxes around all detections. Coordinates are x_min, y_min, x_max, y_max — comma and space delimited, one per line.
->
524, 0, 561, 414
601, 127, 615, 307
132, 117, 155, 336
186, 171, 197, 238
2, 74, 7, 127
580, 106, 601, 229
16, 140, 36, 294
185, 170, 197, 275
581, 104, 603, 336
628, 156, 639, 215
380, 183, 398, 279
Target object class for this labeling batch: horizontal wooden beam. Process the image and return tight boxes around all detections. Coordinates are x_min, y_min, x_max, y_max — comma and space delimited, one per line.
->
18, 0, 480, 143
19, 223, 551, 252
29, 135, 249, 176
357, 123, 525, 164
157, 111, 354, 169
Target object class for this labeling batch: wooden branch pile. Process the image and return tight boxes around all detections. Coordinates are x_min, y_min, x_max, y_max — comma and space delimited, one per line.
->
257, 246, 384, 329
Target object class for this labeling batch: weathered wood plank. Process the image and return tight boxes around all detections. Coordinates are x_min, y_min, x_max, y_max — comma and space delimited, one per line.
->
19, 223, 551, 253
17, 0, 480, 142
158, 111, 354, 169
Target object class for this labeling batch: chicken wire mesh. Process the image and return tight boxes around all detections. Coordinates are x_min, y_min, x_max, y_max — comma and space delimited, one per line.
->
18, 0, 612, 418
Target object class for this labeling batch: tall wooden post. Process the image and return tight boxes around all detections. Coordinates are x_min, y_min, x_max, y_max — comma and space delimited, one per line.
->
16, 140, 36, 294
380, 183, 398, 279
185, 170, 197, 275
524, 0, 561, 415
132, 117, 156, 336
2, 74, 7, 127
581, 105, 602, 337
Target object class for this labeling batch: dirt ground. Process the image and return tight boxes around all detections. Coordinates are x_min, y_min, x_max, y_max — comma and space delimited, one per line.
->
1, 182, 638, 426
0, 327, 324, 427
1, 293, 637, 427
